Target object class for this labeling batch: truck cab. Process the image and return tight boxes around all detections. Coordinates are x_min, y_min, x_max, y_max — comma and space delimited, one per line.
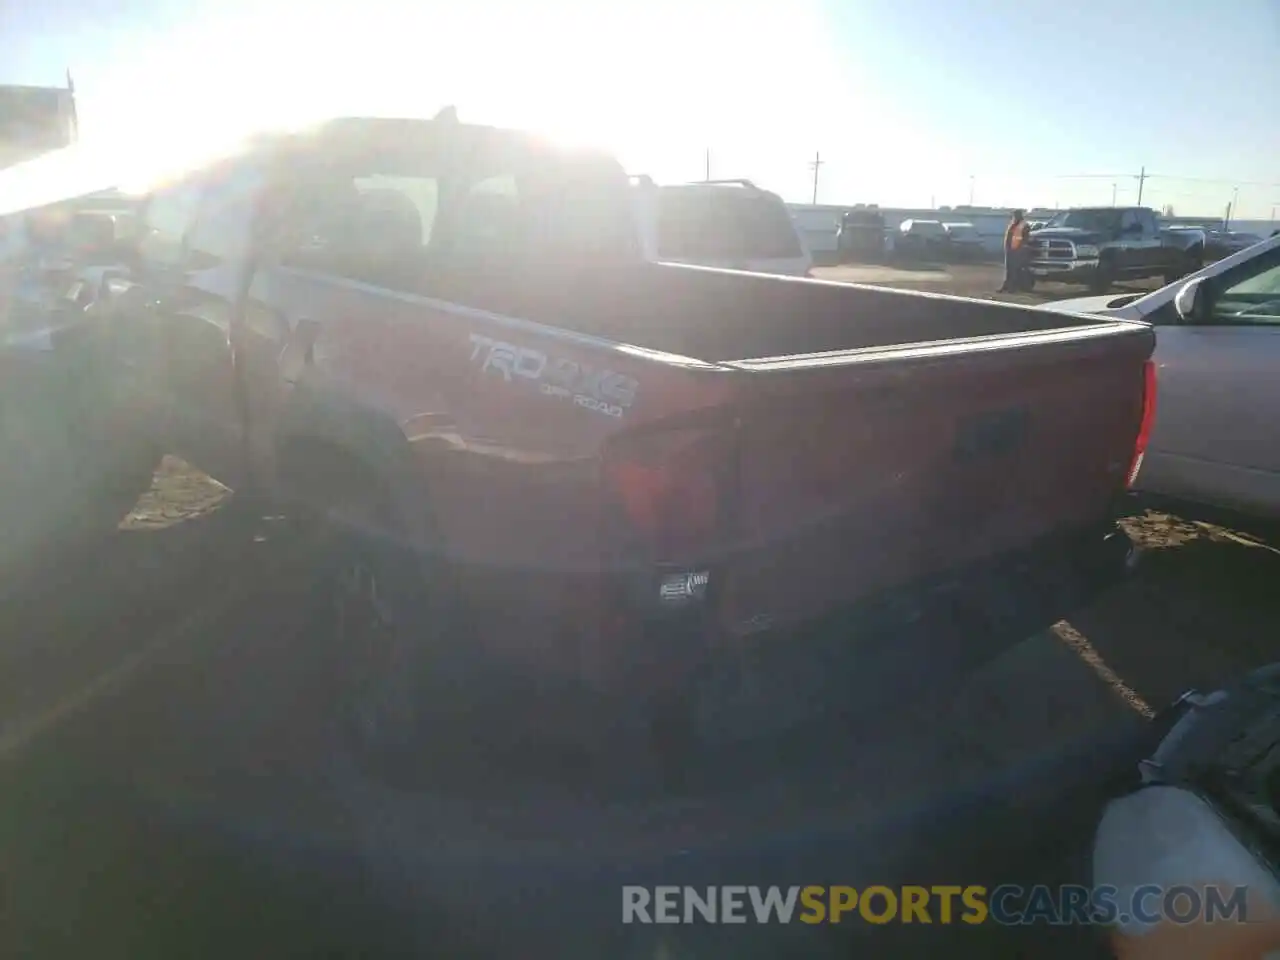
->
1029, 206, 1204, 293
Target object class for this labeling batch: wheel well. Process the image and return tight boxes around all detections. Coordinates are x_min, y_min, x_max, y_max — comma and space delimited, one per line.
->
275, 435, 387, 515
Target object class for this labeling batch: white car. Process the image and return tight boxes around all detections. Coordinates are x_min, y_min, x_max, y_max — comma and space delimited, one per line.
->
631, 178, 813, 278
1043, 234, 1280, 517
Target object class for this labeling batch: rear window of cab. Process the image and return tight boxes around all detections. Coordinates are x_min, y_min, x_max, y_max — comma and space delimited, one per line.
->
656, 187, 802, 262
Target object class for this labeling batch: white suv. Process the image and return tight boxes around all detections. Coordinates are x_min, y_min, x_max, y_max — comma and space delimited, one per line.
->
631, 177, 813, 278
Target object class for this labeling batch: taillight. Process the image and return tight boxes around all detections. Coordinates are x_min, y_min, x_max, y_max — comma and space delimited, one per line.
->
1127, 359, 1157, 487
602, 425, 734, 562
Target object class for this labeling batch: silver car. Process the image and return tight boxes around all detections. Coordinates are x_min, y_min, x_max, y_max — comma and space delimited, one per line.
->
1043, 235, 1280, 517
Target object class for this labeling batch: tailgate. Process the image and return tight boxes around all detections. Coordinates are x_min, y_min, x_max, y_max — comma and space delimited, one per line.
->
718, 321, 1154, 632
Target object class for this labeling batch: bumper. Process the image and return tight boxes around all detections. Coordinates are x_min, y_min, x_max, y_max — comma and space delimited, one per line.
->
457, 519, 1139, 761
1028, 258, 1100, 280
674, 522, 1137, 748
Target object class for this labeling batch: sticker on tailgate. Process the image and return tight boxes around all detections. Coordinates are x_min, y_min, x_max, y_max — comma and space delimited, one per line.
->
468, 333, 639, 418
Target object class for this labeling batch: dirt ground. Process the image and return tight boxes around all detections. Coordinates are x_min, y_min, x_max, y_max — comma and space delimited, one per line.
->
18, 459, 1280, 959
811, 261, 1166, 306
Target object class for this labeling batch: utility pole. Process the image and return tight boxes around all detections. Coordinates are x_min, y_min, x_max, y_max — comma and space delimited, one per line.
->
809, 151, 824, 205
1136, 166, 1147, 206
968, 175, 975, 206
704, 148, 711, 182
66, 67, 79, 144
1111, 183, 1117, 206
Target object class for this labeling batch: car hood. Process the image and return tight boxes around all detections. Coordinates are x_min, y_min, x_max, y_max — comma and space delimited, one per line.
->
1030, 228, 1105, 244
1039, 292, 1146, 316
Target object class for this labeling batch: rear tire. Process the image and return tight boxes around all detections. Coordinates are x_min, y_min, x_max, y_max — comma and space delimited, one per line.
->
321, 496, 455, 784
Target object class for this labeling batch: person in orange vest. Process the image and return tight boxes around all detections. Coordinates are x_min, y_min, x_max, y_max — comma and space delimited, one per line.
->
999, 208, 1032, 292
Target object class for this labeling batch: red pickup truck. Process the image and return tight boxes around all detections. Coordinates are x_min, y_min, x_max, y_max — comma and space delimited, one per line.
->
89, 117, 1154, 775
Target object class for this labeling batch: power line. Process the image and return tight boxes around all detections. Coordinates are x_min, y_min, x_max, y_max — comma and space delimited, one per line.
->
1055, 171, 1280, 189
1148, 174, 1280, 188
1054, 173, 1137, 180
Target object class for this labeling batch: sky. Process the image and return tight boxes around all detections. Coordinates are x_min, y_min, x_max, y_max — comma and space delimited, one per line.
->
2, 0, 1278, 219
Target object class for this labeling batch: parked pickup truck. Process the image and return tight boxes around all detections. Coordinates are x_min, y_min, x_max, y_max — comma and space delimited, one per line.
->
1028, 206, 1205, 293
83, 116, 1154, 776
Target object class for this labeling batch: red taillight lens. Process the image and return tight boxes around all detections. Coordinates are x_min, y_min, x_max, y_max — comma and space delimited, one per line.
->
1127, 359, 1157, 488
602, 426, 733, 559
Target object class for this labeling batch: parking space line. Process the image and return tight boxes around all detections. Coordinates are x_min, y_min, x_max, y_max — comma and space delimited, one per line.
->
1052, 620, 1154, 718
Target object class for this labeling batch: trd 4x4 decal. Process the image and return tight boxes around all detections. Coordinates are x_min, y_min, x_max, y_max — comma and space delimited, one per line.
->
468, 333, 638, 418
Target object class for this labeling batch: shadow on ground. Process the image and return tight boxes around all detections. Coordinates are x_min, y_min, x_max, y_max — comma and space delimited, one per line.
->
2, 464, 1278, 958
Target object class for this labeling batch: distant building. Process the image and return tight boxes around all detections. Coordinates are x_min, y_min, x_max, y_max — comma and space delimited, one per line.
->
788, 200, 1276, 260
0, 77, 78, 171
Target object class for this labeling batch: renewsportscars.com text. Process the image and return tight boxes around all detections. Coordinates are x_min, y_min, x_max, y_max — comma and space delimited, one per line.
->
621, 884, 1250, 926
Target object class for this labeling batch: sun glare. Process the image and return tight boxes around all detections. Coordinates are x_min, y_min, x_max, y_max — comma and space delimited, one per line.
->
5, 0, 868, 208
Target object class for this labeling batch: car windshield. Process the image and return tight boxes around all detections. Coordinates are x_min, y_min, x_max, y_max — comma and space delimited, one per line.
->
656, 188, 803, 260
1046, 209, 1122, 232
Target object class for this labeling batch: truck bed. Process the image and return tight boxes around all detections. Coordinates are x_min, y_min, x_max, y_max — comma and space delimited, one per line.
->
282, 253, 1152, 716
519, 261, 1122, 362
508, 262, 1155, 647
